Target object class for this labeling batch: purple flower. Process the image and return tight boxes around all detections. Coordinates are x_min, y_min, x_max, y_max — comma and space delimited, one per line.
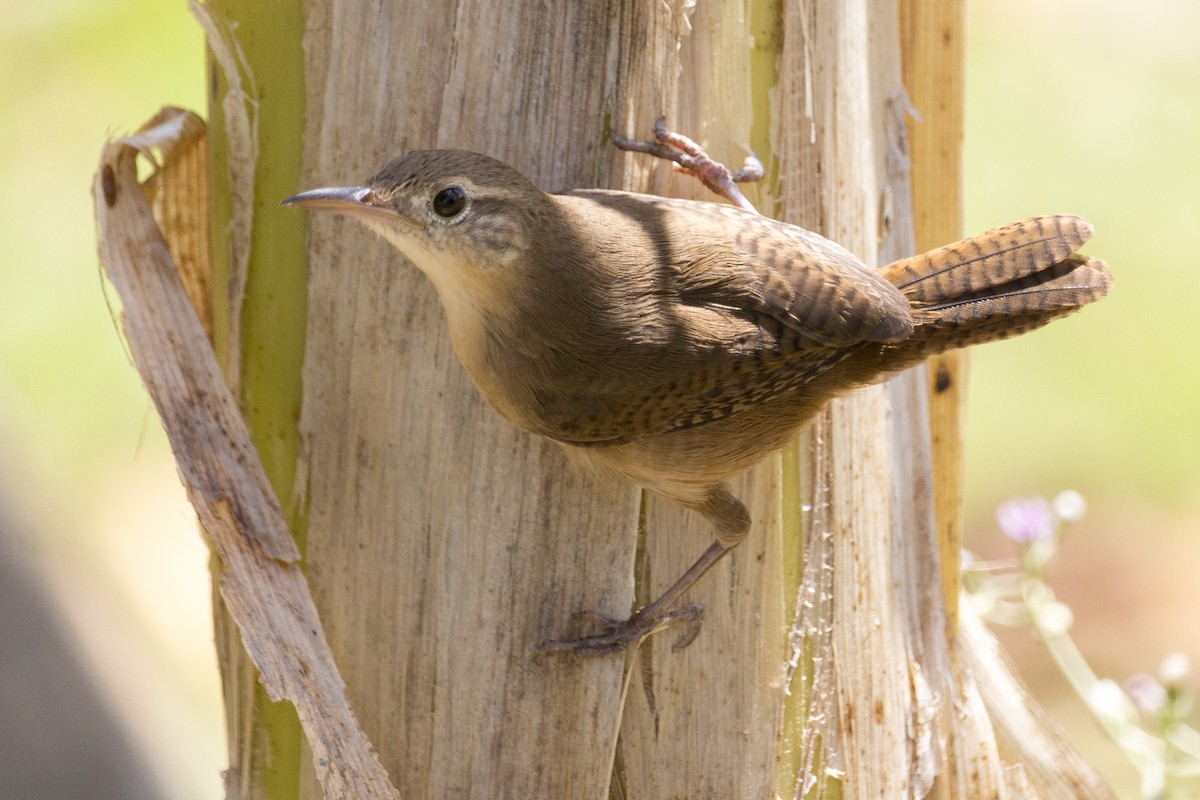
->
996, 496, 1055, 544
1125, 673, 1167, 714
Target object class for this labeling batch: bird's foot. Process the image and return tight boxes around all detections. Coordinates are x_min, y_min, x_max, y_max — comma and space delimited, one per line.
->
535, 603, 705, 662
609, 117, 764, 212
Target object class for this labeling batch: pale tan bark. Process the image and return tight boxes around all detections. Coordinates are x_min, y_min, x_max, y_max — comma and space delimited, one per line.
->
295, 5, 680, 798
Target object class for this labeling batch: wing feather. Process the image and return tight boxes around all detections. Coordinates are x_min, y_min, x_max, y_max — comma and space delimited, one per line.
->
531, 191, 913, 443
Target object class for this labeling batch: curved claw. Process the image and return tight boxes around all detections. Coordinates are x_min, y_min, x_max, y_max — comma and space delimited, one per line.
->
664, 603, 705, 651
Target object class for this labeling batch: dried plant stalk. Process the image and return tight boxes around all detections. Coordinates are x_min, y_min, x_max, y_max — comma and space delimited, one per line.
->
93, 108, 399, 800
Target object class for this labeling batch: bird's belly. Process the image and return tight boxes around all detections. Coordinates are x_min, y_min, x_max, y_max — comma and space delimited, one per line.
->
573, 391, 826, 502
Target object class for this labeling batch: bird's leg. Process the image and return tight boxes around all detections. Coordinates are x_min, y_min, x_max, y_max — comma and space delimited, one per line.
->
536, 485, 751, 660
609, 117, 764, 212
535, 540, 731, 661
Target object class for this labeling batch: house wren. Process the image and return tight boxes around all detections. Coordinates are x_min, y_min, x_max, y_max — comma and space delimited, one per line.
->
283, 148, 1112, 657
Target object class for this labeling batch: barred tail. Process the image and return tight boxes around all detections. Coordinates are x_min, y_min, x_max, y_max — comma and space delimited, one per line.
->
880, 214, 1113, 353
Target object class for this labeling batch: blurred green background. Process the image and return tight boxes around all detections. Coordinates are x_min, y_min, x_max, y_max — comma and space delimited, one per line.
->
0, 0, 1194, 797
962, 1, 1200, 792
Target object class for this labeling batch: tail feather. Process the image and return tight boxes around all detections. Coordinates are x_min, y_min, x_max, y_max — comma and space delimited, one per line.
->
884, 215, 1095, 302
880, 215, 1112, 352
916, 253, 1112, 324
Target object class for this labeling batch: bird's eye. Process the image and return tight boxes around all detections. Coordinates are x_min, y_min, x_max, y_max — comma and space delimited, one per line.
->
432, 186, 467, 218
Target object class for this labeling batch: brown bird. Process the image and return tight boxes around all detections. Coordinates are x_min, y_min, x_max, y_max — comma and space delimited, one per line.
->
283, 148, 1112, 657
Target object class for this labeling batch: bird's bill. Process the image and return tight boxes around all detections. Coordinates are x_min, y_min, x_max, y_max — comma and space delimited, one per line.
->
281, 184, 371, 210
281, 185, 420, 227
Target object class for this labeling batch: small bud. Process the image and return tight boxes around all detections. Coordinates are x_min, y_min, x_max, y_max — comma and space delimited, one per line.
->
1088, 678, 1137, 724
1036, 600, 1074, 636
1053, 490, 1087, 523
1159, 652, 1191, 685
